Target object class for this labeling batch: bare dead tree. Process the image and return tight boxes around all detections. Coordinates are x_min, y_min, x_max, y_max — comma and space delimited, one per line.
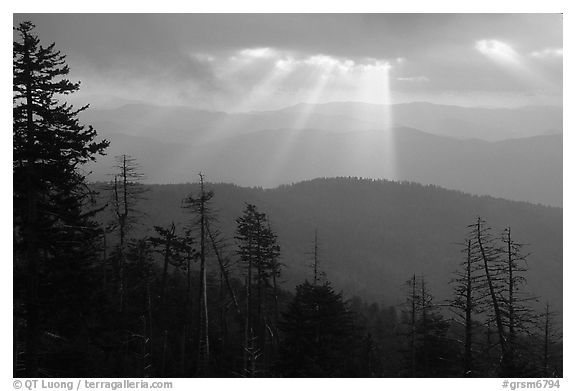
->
183, 173, 214, 375
108, 154, 146, 312
539, 302, 562, 377
500, 228, 535, 356
470, 217, 508, 370
449, 239, 486, 376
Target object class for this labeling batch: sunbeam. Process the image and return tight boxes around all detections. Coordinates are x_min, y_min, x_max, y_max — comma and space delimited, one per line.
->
343, 61, 396, 181
261, 64, 336, 184
228, 60, 293, 114
475, 39, 549, 90
186, 48, 400, 185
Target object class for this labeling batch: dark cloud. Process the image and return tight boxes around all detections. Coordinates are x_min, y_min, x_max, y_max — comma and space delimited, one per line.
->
13, 14, 562, 109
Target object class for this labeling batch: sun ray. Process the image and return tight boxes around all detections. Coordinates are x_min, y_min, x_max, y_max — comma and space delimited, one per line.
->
261, 65, 336, 184
186, 49, 399, 185
342, 62, 396, 181
199, 57, 295, 145
475, 39, 550, 90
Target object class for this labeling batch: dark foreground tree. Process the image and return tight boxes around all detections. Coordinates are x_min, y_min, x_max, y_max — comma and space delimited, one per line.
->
183, 173, 215, 375
235, 203, 282, 376
13, 21, 108, 376
449, 239, 484, 376
279, 281, 355, 377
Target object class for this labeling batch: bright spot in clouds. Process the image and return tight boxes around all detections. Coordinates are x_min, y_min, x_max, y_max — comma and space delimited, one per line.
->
530, 48, 563, 59
475, 40, 519, 64
240, 47, 276, 58
474, 39, 556, 92
209, 47, 393, 111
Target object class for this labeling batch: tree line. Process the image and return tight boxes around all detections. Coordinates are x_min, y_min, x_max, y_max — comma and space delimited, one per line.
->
13, 21, 562, 378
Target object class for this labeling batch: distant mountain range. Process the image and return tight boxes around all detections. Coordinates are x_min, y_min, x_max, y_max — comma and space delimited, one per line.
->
276, 101, 562, 141
82, 101, 562, 143
83, 101, 562, 206
96, 178, 562, 311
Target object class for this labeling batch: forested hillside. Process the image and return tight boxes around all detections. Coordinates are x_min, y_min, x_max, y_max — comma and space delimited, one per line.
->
85, 125, 562, 206
94, 178, 562, 309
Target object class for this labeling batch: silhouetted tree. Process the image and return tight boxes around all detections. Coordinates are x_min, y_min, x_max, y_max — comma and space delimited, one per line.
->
402, 274, 454, 377
449, 239, 484, 376
13, 21, 108, 376
468, 217, 510, 374
500, 228, 535, 360
235, 203, 281, 376
539, 302, 562, 377
183, 173, 214, 375
149, 222, 190, 375
107, 154, 146, 311
310, 230, 324, 286
279, 281, 355, 376
125, 238, 155, 377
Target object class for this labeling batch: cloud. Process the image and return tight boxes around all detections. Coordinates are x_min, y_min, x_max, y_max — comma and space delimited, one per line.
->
14, 14, 562, 110
530, 48, 563, 59
475, 40, 520, 64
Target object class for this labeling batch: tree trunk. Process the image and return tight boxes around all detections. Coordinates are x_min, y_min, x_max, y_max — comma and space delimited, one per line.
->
464, 240, 473, 376
144, 265, 153, 377
243, 251, 253, 375
160, 224, 173, 327
476, 218, 508, 372
23, 33, 39, 377
206, 222, 241, 317
411, 274, 416, 378
543, 302, 550, 376
507, 228, 515, 353
196, 176, 210, 375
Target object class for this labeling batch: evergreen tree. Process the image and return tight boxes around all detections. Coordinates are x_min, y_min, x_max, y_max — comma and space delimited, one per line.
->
148, 222, 190, 376
13, 21, 108, 376
279, 281, 355, 377
235, 203, 281, 376
124, 238, 155, 377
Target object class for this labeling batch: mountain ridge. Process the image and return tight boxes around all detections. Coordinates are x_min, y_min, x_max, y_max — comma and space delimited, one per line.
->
97, 177, 561, 311
86, 125, 562, 206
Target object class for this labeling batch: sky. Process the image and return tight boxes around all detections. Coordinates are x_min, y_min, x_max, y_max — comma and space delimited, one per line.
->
13, 14, 563, 111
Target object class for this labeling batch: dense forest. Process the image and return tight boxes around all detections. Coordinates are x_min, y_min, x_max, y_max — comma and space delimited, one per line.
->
103, 179, 562, 308
13, 21, 562, 378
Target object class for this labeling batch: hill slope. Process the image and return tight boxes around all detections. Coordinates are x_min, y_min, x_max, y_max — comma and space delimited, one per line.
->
87, 127, 562, 206
98, 178, 562, 310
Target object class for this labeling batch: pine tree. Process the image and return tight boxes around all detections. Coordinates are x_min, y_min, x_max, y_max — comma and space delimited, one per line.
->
148, 222, 189, 376
13, 21, 109, 376
235, 203, 281, 376
124, 238, 155, 377
279, 281, 355, 376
